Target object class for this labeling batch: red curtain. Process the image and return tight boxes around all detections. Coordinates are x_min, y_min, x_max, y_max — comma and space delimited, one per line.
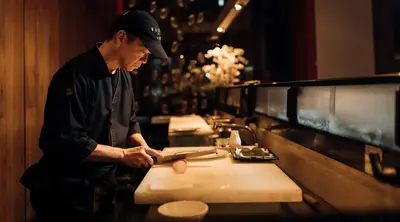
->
292, 0, 317, 80
116, 0, 124, 15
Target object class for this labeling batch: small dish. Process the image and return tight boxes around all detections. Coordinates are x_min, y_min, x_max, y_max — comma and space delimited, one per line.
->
158, 200, 208, 221
230, 147, 279, 162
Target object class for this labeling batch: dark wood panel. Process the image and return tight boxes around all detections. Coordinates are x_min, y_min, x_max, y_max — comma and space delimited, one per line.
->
83, 0, 117, 45
0, 0, 26, 221
24, 0, 118, 171
0, 0, 118, 221
24, 0, 60, 220
24, 1, 117, 220
58, 0, 117, 63
24, 0, 60, 178
58, 0, 88, 63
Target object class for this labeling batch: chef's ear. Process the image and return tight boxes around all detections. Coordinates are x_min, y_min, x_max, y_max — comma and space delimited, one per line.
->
115, 30, 127, 45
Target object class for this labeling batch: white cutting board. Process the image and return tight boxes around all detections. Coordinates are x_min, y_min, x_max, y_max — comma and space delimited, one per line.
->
168, 115, 213, 136
134, 147, 302, 204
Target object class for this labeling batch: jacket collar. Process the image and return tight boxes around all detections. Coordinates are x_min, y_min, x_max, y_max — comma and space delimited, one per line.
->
84, 42, 113, 78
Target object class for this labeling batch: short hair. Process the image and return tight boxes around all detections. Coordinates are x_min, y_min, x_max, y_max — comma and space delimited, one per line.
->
106, 30, 137, 42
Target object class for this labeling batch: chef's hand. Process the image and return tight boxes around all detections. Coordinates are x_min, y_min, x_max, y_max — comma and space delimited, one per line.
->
120, 146, 164, 168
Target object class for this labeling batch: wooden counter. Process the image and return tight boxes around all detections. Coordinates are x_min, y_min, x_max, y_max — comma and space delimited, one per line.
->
134, 146, 302, 204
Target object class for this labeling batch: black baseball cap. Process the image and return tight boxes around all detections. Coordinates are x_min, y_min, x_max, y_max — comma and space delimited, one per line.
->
110, 9, 168, 59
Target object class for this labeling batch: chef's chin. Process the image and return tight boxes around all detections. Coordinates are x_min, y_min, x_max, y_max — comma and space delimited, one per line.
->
125, 64, 138, 72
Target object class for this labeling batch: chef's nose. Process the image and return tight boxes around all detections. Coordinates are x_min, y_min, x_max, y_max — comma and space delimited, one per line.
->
141, 53, 149, 64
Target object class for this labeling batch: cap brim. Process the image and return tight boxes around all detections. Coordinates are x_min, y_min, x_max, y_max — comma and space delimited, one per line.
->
143, 40, 168, 60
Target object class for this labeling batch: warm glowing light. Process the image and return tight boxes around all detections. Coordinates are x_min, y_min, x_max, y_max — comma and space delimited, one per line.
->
202, 45, 247, 85
234, 4, 242, 10
217, 27, 224, 33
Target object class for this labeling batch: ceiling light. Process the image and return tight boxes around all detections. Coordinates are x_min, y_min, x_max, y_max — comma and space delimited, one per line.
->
234, 4, 242, 10
217, 27, 224, 33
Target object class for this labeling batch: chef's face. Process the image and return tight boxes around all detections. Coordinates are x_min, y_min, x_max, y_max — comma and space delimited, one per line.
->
115, 31, 150, 72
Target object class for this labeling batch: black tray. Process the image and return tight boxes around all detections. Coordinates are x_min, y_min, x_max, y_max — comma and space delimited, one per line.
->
230, 147, 279, 162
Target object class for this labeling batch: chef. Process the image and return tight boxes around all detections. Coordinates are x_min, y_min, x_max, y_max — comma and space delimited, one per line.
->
20, 8, 166, 222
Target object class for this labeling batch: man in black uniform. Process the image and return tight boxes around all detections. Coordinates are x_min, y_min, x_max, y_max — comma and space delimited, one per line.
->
20, 9, 166, 221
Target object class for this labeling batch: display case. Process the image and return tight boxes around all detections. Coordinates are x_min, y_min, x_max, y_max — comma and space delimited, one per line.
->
216, 86, 242, 117
254, 75, 400, 152
216, 83, 259, 118
216, 87, 228, 105
255, 86, 290, 121
217, 74, 400, 152
296, 84, 398, 150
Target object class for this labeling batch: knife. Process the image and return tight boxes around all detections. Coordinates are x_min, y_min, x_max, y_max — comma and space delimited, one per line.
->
155, 148, 217, 163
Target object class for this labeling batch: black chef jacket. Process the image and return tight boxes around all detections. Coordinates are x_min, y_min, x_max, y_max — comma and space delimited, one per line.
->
21, 45, 141, 191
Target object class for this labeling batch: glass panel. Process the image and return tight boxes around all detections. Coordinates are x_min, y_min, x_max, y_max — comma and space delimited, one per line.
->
332, 84, 399, 150
226, 89, 233, 106
297, 86, 333, 132
297, 84, 399, 150
219, 88, 227, 104
231, 88, 241, 107
267, 87, 289, 121
226, 88, 241, 107
255, 87, 268, 114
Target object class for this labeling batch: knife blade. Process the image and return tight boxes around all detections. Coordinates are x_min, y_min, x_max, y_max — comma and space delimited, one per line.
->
155, 148, 217, 163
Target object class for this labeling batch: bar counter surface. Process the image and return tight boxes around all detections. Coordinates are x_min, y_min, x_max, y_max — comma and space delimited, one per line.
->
108, 136, 399, 221
135, 146, 302, 204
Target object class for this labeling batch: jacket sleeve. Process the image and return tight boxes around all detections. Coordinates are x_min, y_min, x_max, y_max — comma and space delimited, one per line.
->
39, 70, 98, 165
127, 86, 141, 136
